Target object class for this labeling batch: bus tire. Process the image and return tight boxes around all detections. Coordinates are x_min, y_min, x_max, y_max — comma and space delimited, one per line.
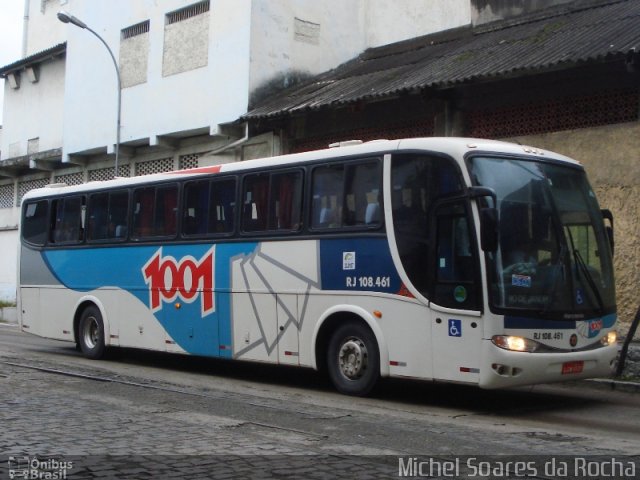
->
78, 306, 106, 360
327, 321, 380, 396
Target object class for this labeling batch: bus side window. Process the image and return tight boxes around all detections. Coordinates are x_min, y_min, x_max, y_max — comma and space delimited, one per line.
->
51, 196, 85, 244
22, 200, 49, 246
155, 185, 177, 236
209, 178, 236, 234
88, 190, 129, 241
242, 171, 302, 233
109, 190, 129, 239
133, 184, 178, 238
344, 162, 381, 227
311, 160, 381, 230
270, 171, 302, 231
183, 180, 209, 236
133, 187, 155, 238
242, 174, 269, 232
311, 165, 343, 229
88, 193, 109, 240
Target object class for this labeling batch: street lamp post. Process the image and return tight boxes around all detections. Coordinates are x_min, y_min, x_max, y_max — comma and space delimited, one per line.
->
57, 11, 122, 178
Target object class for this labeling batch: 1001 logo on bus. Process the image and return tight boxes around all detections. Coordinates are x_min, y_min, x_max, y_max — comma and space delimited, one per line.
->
142, 247, 215, 316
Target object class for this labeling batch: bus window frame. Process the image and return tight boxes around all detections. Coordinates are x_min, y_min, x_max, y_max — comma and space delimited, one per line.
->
49, 194, 87, 246
86, 189, 131, 244
308, 157, 384, 234
131, 181, 180, 242
181, 175, 238, 240
21, 199, 51, 247
239, 167, 305, 236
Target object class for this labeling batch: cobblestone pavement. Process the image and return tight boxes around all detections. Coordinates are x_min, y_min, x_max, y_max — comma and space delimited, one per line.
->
0, 362, 397, 478
1, 327, 639, 479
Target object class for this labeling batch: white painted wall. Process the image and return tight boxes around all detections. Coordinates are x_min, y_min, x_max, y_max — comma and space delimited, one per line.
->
25, 0, 68, 55
248, 0, 471, 101
0, 225, 19, 303
248, 0, 366, 95
62, 0, 253, 160
365, 0, 471, 48
0, 58, 65, 160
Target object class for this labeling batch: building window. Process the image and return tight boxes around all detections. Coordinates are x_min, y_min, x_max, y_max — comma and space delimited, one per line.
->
135, 158, 174, 176
120, 20, 150, 88
294, 17, 320, 45
54, 171, 84, 186
121, 20, 150, 40
18, 178, 49, 206
166, 1, 210, 25
0, 183, 15, 209
179, 153, 200, 170
163, 1, 210, 77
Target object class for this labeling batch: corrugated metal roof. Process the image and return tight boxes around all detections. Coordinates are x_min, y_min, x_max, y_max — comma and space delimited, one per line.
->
244, 0, 640, 120
0, 43, 67, 78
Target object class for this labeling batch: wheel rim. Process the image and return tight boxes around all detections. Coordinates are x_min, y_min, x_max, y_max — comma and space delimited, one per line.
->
82, 316, 100, 349
338, 337, 368, 380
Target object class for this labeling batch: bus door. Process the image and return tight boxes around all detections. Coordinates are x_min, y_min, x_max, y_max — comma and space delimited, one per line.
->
429, 199, 483, 383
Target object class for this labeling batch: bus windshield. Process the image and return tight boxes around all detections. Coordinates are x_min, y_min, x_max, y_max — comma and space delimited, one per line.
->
469, 156, 615, 319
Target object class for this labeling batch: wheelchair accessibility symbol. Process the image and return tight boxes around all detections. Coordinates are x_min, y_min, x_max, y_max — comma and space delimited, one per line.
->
448, 319, 462, 337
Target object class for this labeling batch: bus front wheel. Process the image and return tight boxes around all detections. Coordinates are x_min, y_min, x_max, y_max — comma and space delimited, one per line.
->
327, 321, 380, 396
78, 306, 106, 360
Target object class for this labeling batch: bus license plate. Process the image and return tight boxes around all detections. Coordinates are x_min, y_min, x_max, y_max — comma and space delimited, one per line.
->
562, 361, 584, 375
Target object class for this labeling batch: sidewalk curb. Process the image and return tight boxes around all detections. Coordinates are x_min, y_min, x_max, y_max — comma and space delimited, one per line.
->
584, 378, 640, 393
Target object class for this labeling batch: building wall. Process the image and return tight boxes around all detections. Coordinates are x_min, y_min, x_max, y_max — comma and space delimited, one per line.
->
0, 197, 19, 303
365, 0, 471, 47
25, 0, 68, 55
248, 0, 471, 107
471, 0, 576, 26
248, 0, 365, 104
61, 0, 253, 159
506, 122, 640, 329
0, 58, 65, 161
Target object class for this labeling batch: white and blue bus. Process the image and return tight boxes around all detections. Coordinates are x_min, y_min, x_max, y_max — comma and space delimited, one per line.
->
18, 138, 618, 395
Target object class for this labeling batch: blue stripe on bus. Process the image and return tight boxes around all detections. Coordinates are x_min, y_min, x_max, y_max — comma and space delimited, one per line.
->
318, 237, 402, 294
41, 237, 403, 357
43, 243, 259, 358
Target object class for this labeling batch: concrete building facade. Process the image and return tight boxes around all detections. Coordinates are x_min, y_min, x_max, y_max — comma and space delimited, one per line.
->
0, 0, 471, 302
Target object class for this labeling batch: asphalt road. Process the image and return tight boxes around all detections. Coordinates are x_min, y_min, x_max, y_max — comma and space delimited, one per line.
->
1, 324, 638, 479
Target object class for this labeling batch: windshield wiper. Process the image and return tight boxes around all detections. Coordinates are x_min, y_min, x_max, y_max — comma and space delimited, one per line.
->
572, 248, 604, 313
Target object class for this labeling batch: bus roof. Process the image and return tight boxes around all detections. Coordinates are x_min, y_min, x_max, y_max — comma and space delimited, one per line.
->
22, 137, 579, 201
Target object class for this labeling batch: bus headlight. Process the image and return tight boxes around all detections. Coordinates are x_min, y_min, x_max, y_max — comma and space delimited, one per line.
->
492, 335, 539, 352
600, 330, 617, 346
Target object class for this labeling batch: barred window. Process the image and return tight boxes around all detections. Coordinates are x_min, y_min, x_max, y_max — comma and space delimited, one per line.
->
166, 1, 209, 25
18, 178, 50, 206
136, 158, 174, 176
54, 172, 84, 186
0, 183, 14, 209
122, 20, 150, 40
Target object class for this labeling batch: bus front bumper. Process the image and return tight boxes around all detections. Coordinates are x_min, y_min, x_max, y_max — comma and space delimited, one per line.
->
478, 340, 618, 389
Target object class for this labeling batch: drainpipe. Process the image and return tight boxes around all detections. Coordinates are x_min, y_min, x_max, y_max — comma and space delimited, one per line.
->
206, 122, 250, 156
22, 0, 30, 57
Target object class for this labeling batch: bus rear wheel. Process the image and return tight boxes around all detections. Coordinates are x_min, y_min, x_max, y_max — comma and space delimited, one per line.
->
327, 321, 380, 396
78, 306, 106, 360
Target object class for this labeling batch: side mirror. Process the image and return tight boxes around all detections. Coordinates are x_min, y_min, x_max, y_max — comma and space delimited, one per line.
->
480, 207, 498, 252
601, 209, 614, 256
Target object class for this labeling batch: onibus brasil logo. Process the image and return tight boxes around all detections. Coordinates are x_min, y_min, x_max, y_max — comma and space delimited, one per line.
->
142, 247, 215, 317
